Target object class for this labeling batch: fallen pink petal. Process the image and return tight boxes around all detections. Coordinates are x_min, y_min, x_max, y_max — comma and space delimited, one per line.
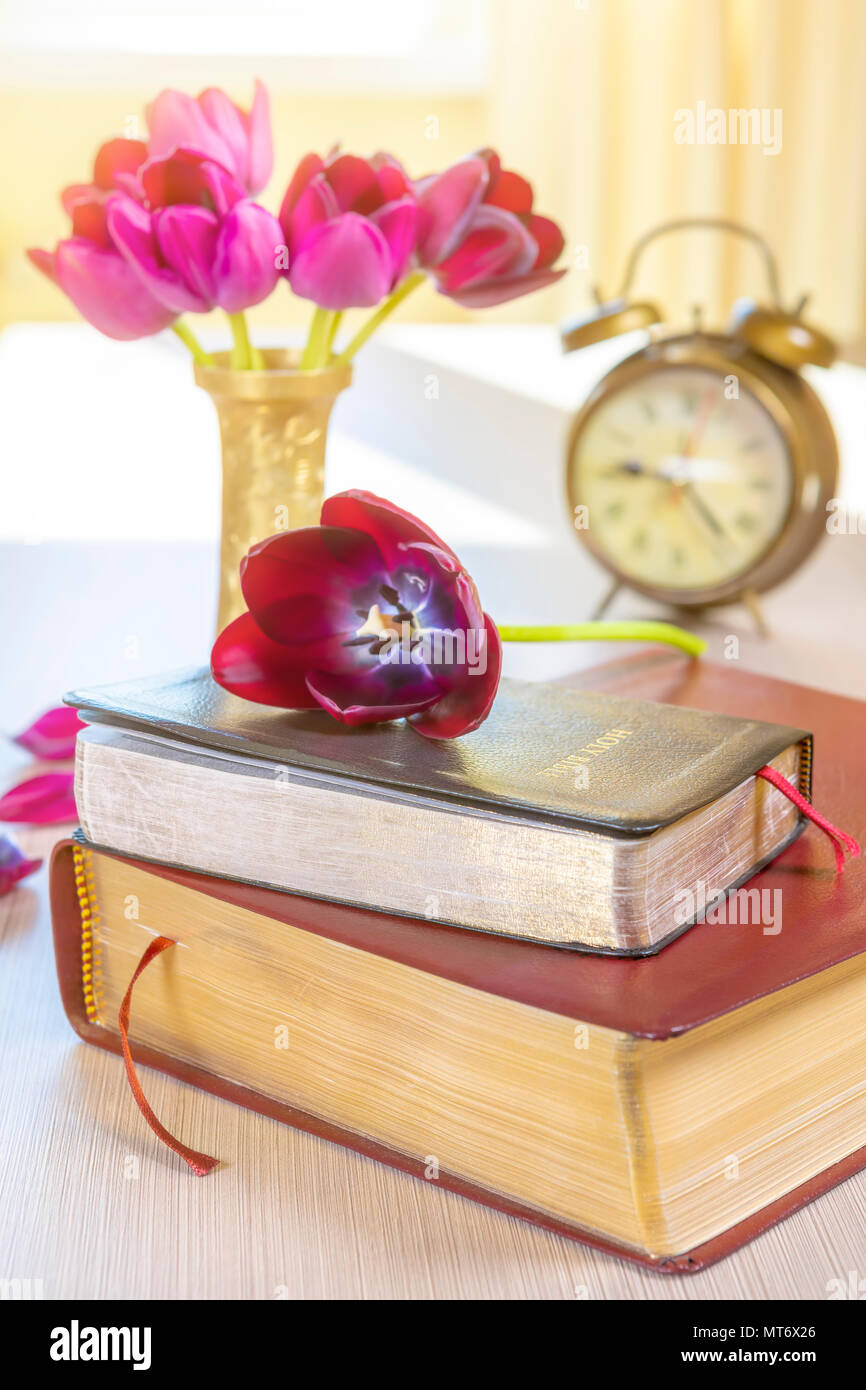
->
13, 706, 85, 761
0, 833, 43, 896
0, 773, 77, 825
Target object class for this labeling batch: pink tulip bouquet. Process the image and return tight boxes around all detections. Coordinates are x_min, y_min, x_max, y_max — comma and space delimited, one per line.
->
24, 76, 707, 754
30, 79, 568, 370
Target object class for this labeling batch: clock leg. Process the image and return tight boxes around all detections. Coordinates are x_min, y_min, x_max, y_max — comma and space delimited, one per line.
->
591, 578, 623, 619
741, 587, 770, 638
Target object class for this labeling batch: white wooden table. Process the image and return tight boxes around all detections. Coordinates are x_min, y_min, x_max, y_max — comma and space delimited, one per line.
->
1, 323, 864, 1299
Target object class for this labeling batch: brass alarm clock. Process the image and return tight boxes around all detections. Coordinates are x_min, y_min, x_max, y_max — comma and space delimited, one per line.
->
562, 219, 838, 626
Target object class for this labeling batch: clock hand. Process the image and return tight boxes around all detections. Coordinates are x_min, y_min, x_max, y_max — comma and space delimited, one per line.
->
684, 484, 724, 536
599, 460, 666, 480
683, 384, 719, 458
682, 483, 741, 552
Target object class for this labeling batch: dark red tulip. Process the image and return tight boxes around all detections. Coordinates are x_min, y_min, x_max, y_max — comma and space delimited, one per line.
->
211, 491, 502, 739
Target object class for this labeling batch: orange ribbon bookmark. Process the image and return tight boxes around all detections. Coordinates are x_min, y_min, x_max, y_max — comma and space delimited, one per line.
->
118, 935, 219, 1176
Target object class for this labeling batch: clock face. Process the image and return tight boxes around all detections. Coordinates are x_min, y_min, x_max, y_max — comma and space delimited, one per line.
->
569, 364, 793, 592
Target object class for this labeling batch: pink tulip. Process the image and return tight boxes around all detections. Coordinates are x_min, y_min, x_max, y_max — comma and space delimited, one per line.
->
415, 149, 566, 307
13, 705, 84, 761
107, 150, 282, 315
60, 137, 149, 213
279, 151, 417, 309
146, 80, 273, 196
28, 139, 177, 341
0, 773, 77, 825
27, 235, 177, 342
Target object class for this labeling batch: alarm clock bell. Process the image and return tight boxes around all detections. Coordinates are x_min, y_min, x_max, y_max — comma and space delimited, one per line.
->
729, 299, 837, 371
560, 297, 663, 353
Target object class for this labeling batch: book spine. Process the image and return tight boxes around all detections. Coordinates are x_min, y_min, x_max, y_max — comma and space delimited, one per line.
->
73, 844, 103, 1024
799, 734, 813, 801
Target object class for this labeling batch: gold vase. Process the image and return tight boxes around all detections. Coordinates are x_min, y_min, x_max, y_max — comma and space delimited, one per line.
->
195, 349, 353, 633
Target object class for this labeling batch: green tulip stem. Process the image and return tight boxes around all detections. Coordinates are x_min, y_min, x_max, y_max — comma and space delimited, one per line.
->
226, 311, 255, 370
300, 305, 337, 370
497, 621, 707, 657
171, 318, 214, 367
325, 310, 343, 357
332, 271, 426, 368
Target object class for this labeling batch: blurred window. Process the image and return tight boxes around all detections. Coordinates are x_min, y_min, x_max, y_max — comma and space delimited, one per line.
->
0, 0, 491, 90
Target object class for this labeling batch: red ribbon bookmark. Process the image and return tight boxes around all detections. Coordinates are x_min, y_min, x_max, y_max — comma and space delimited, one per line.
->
118, 934, 219, 1177
756, 765, 861, 874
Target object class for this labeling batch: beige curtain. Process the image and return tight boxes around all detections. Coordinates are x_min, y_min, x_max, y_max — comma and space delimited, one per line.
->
487, 0, 866, 347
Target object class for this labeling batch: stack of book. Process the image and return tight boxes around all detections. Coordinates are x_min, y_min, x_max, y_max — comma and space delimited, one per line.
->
50, 651, 866, 1273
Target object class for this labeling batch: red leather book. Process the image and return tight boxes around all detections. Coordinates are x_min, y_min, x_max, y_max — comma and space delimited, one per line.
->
50, 654, 866, 1272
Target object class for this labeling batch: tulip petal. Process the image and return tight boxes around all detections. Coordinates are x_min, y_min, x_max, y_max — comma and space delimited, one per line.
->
27, 247, 57, 282
371, 152, 412, 204
305, 668, 442, 727
146, 89, 239, 180
321, 490, 461, 573
0, 772, 77, 824
93, 138, 148, 191
289, 213, 392, 309
211, 611, 319, 710
245, 78, 274, 195
70, 197, 112, 249
279, 152, 325, 225
107, 195, 206, 314
147, 83, 272, 196
241, 525, 385, 630
212, 201, 282, 312
280, 177, 336, 262
399, 542, 485, 632
141, 150, 244, 217
198, 86, 251, 185
483, 167, 530, 214
0, 832, 43, 895
13, 706, 84, 761
476, 148, 502, 184
415, 156, 488, 266
484, 168, 533, 215
237, 592, 370, 676
50, 236, 177, 339
409, 614, 502, 739
445, 265, 567, 309
435, 205, 537, 295
61, 183, 95, 217
370, 197, 418, 287
435, 226, 512, 294
325, 154, 382, 214
526, 213, 565, 269
155, 204, 219, 308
